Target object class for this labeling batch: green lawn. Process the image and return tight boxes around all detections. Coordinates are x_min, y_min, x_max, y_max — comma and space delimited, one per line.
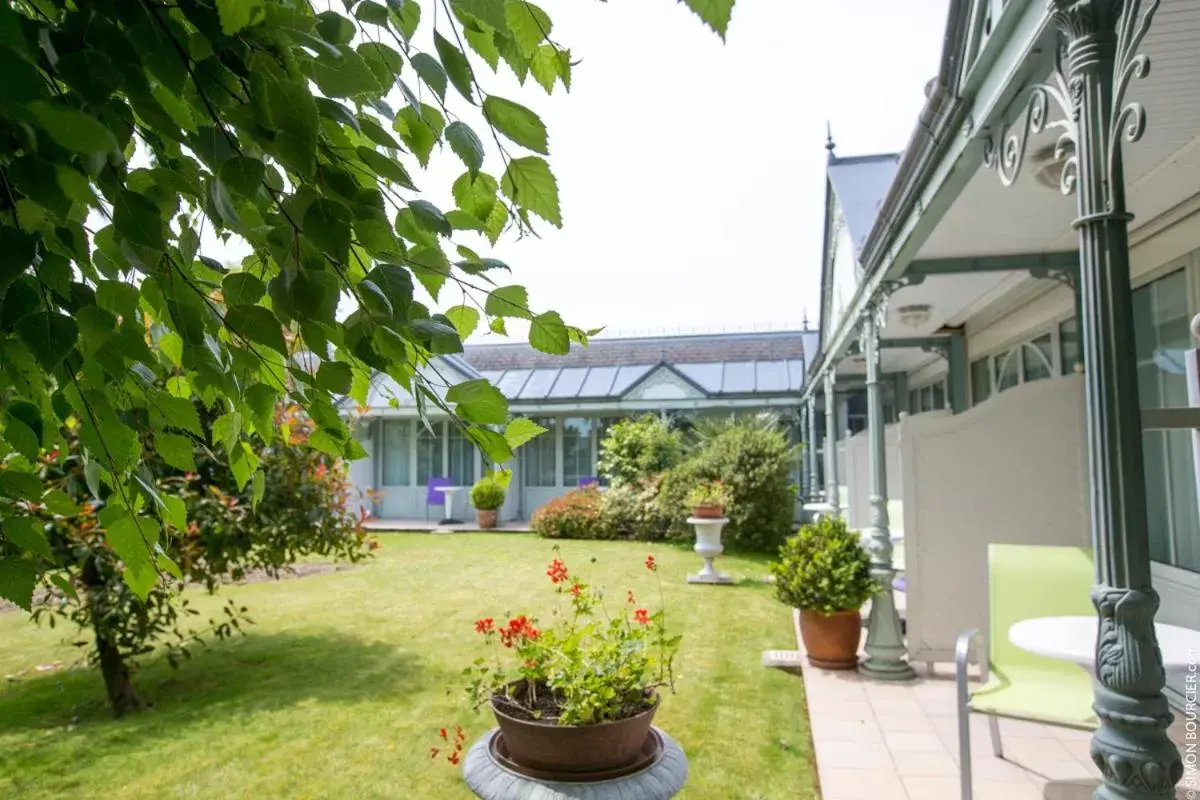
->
0, 534, 817, 799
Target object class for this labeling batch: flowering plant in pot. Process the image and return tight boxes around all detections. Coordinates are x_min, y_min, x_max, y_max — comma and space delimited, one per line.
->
684, 479, 732, 519
434, 550, 679, 776
770, 516, 878, 669
470, 475, 506, 530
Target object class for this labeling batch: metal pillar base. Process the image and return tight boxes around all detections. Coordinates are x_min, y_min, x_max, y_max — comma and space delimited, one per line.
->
859, 563, 915, 682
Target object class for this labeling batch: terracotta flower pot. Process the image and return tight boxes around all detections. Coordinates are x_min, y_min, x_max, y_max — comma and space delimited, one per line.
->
691, 503, 724, 519
476, 508, 498, 529
799, 608, 862, 669
490, 684, 659, 774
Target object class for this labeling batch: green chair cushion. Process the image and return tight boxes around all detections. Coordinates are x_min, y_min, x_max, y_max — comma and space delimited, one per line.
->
970, 664, 1098, 730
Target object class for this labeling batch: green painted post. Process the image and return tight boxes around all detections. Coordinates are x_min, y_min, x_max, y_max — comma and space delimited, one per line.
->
947, 331, 967, 414
893, 372, 910, 417
823, 372, 839, 516
859, 299, 916, 682
984, 2, 1181, 796
806, 398, 819, 501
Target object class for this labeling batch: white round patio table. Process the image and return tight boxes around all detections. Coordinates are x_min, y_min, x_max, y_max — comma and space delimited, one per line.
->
1008, 615, 1200, 671
434, 485, 464, 525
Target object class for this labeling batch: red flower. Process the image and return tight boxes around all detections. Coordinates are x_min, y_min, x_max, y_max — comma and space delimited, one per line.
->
570, 582, 583, 597
315, 463, 328, 479
499, 615, 539, 647
626, 590, 635, 604
644, 555, 657, 572
448, 751, 461, 765
439, 727, 447, 740
368, 539, 381, 551
546, 558, 569, 584
634, 608, 650, 625
474, 617, 495, 635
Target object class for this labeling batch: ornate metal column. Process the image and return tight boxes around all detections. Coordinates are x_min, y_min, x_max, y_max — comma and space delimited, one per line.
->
985, 2, 1181, 796
806, 398, 819, 501
858, 297, 915, 681
822, 371, 839, 516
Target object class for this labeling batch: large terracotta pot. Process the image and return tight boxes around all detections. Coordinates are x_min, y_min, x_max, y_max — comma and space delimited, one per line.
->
476, 508, 498, 529
691, 503, 724, 519
799, 609, 862, 670
491, 683, 659, 774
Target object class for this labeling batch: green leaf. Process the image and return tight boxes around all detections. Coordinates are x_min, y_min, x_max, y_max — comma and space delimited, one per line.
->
217, 0, 265, 34
464, 26, 501, 71
467, 426, 512, 464
356, 147, 417, 190
156, 432, 197, 472
304, 198, 353, 263
29, 102, 118, 155
230, 442, 259, 491
316, 10, 356, 44
485, 285, 530, 319
160, 332, 184, 368
391, 0, 421, 39
446, 122, 485, 177
218, 157, 266, 198
504, 0, 552, 56
244, 384, 277, 442
358, 280, 394, 319
408, 200, 451, 238
410, 52, 447, 102
445, 305, 481, 339
452, 171, 499, 221
157, 550, 183, 580
433, 31, 475, 102
447, 379, 508, 424
226, 304, 288, 355
355, 1, 391, 26
99, 507, 159, 599
504, 417, 547, 449
681, 0, 735, 39
252, 470, 266, 510
309, 45, 384, 98
213, 411, 243, 455
530, 310, 570, 354
407, 246, 450, 300
114, 190, 167, 251
482, 97, 548, 154
161, 495, 188, 533
393, 103, 445, 168
223, 273, 266, 305
3, 517, 52, 559
501, 156, 561, 227
42, 490, 82, 517
316, 361, 353, 393
0, 227, 36, 294
365, 264, 414, 318
155, 395, 203, 436
529, 44, 562, 93
358, 42, 402, 88
16, 312, 78, 370
358, 115, 401, 149
4, 401, 42, 461
0, 557, 36, 612
268, 79, 319, 178
0, 471, 42, 501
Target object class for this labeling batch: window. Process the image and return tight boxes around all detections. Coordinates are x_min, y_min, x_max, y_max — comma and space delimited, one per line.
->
1133, 269, 1199, 573
522, 417, 557, 487
1022, 333, 1054, 382
908, 380, 946, 414
994, 348, 1019, 392
446, 423, 476, 487
1059, 317, 1081, 375
416, 422, 443, 484
971, 357, 991, 406
562, 417, 594, 487
381, 420, 410, 486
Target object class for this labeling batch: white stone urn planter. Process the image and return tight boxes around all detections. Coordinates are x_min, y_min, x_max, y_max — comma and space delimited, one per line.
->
685, 516, 733, 585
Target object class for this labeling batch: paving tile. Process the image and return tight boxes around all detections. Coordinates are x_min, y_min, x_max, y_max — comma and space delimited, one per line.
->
965, 754, 1042, 782
814, 740, 894, 771
973, 780, 1045, 799
884, 731, 949, 754
1036, 777, 1103, 799
996, 736, 1075, 761
867, 697, 925, 717
806, 698, 877, 723
1018, 755, 1101, 782
893, 750, 959, 777
813, 720, 885, 744
818, 767, 909, 800
1058, 737, 1096, 762
875, 713, 938, 734
900, 776, 960, 800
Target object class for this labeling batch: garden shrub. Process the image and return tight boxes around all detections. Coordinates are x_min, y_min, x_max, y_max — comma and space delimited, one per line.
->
770, 515, 877, 613
597, 416, 683, 487
530, 487, 603, 539
656, 458, 710, 542
598, 480, 668, 541
699, 417, 797, 551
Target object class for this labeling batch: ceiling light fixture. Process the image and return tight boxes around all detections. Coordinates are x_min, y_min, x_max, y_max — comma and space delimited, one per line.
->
897, 304, 932, 329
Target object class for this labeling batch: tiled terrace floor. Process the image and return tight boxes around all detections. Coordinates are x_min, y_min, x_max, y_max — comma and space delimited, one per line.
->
790, 613, 1193, 800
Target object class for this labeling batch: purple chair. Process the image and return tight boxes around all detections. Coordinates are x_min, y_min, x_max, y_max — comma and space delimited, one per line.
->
426, 477, 460, 524
576, 476, 599, 488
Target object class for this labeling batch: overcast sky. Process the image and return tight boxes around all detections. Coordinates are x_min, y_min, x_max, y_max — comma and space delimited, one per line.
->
211, 0, 951, 342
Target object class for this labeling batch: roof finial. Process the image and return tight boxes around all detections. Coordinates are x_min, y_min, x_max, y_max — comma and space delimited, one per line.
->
802, 307, 810, 330
825, 121, 836, 156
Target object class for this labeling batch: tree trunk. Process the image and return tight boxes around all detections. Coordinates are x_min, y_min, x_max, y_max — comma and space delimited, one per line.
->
82, 556, 141, 717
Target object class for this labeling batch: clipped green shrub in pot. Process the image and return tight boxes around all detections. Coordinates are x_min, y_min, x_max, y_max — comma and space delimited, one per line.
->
684, 479, 733, 519
470, 475, 507, 530
770, 516, 878, 669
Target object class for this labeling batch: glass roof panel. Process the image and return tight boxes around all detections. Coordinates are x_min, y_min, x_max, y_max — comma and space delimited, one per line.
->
479, 370, 505, 383
676, 362, 723, 393
722, 361, 756, 393
611, 364, 654, 396
579, 366, 618, 397
495, 369, 531, 397
755, 361, 789, 392
548, 367, 588, 398
786, 360, 805, 390
519, 368, 560, 399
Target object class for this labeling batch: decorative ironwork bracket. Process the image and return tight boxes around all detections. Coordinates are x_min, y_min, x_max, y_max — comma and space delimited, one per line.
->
1029, 264, 1078, 292
921, 341, 951, 362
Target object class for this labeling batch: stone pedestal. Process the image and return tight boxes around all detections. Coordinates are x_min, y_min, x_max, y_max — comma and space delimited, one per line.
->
685, 517, 733, 585
462, 727, 688, 799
